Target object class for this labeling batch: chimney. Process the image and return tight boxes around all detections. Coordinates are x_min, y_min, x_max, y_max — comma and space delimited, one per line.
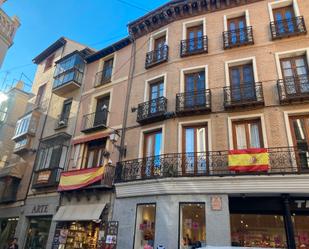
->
15, 80, 24, 90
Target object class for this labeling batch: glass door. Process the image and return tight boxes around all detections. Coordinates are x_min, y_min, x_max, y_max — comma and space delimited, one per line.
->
228, 16, 247, 45
187, 25, 203, 51
93, 96, 109, 127
273, 6, 295, 34
229, 64, 255, 102
182, 125, 208, 175
280, 56, 309, 95
149, 81, 164, 114
185, 71, 206, 108
154, 36, 166, 61
289, 116, 309, 171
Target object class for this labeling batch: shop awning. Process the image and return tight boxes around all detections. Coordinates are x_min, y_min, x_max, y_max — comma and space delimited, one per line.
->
0, 162, 27, 179
53, 203, 106, 221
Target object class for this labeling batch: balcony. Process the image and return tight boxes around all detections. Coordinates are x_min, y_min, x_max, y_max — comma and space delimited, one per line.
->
176, 89, 211, 115
223, 26, 254, 49
137, 96, 167, 125
145, 45, 169, 69
53, 67, 83, 96
94, 70, 111, 87
32, 167, 62, 189
223, 82, 264, 110
0, 177, 20, 203
115, 147, 309, 182
55, 115, 69, 130
180, 35, 208, 57
81, 110, 108, 133
277, 75, 309, 104
270, 16, 307, 40
87, 165, 115, 189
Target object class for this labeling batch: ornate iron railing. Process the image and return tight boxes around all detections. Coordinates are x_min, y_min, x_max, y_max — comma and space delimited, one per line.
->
277, 75, 309, 103
32, 167, 63, 189
137, 96, 167, 124
270, 16, 307, 40
81, 110, 108, 132
180, 35, 208, 57
145, 45, 169, 69
89, 164, 115, 188
224, 82, 264, 109
94, 70, 112, 87
115, 147, 309, 182
176, 89, 211, 114
223, 26, 254, 49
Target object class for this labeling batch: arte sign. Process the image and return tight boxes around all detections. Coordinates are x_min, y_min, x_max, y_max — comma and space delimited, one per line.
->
32, 204, 49, 214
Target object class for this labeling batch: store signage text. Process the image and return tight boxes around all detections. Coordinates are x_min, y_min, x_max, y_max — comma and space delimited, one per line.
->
32, 204, 49, 214
294, 200, 309, 209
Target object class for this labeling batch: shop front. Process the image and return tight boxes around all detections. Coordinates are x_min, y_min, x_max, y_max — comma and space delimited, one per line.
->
0, 217, 19, 249
229, 196, 309, 249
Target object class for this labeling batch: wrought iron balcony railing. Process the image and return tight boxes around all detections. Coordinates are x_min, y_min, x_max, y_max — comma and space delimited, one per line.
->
137, 96, 167, 124
115, 147, 309, 182
176, 89, 211, 115
277, 75, 309, 104
81, 110, 108, 133
145, 45, 169, 69
270, 16, 307, 40
87, 164, 115, 189
224, 82, 264, 109
94, 70, 112, 87
180, 35, 208, 57
32, 167, 63, 189
223, 26, 254, 49
55, 115, 69, 130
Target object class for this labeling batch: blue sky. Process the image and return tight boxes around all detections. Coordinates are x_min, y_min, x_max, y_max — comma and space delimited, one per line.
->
0, 0, 169, 92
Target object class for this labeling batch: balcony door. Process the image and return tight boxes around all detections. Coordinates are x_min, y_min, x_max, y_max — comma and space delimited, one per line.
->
149, 81, 164, 114
185, 71, 206, 108
143, 130, 162, 177
280, 56, 309, 95
85, 139, 106, 168
93, 95, 109, 127
154, 36, 166, 60
228, 16, 247, 45
182, 125, 208, 175
273, 6, 295, 34
229, 64, 255, 102
232, 119, 263, 150
187, 25, 203, 51
289, 116, 309, 171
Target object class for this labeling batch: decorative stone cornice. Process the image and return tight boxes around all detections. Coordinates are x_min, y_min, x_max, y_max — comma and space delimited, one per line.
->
0, 8, 20, 47
129, 0, 265, 39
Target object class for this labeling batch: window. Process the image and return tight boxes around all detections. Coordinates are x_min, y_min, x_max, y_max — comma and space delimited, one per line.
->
0, 101, 8, 123
179, 203, 206, 249
143, 130, 162, 176
273, 5, 295, 34
35, 84, 46, 106
13, 114, 32, 138
153, 35, 167, 60
44, 54, 54, 71
232, 119, 263, 149
229, 63, 255, 101
289, 115, 309, 170
187, 25, 204, 51
101, 58, 114, 84
184, 71, 206, 107
85, 139, 106, 168
182, 125, 208, 175
53, 54, 85, 88
134, 204, 156, 249
93, 95, 110, 127
280, 55, 309, 95
227, 15, 247, 45
149, 80, 164, 114
58, 99, 72, 127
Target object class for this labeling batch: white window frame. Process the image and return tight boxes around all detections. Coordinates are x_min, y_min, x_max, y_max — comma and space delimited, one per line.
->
138, 124, 165, 158
223, 10, 250, 31
98, 53, 116, 83
224, 56, 259, 86
228, 114, 268, 150
274, 48, 309, 79
13, 113, 32, 139
180, 65, 208, 92
148, 28, 169, 52
144, 73, 167, 102
182, 17, 207, 40
268, 0, 301, 22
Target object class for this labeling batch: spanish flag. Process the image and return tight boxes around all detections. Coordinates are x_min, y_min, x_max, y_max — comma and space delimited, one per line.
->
58, 167, 104, 191
228, 148, 270, 172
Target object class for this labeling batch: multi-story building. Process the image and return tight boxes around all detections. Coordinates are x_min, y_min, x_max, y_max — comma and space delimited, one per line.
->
0, 37, 91, 249
0, 0, 20, 67
113, 0, 309, 249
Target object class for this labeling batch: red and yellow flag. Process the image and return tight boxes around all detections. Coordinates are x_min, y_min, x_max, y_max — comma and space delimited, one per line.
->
58, 167, 104, 191
228, 148, 269, 172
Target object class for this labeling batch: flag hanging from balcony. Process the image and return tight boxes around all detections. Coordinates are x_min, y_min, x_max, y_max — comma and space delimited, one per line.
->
228, 148, 270, 172
58, 166, 104, 191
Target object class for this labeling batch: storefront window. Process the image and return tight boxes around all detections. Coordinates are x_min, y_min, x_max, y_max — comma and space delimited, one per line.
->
179, 203, 206, 249
134, 204, 156, 249
0, 218, 18, 249
25, 217, 52, 249
230, 214, 287, 248
293, 215, 309, 249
